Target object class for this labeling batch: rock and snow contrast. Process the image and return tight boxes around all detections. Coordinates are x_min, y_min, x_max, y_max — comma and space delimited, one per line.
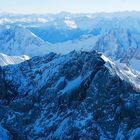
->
120, 48, 140, 72
0, 12, 140, 140
0, 51, 140, 139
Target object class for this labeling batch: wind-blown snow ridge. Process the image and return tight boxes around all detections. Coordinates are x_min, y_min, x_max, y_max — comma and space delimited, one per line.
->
101, 54, 140, 91
0, 53, 29, 66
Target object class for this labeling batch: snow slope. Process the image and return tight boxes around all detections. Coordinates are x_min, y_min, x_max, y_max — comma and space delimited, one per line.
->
0, 53, 29, 66
52, 35, 99, 54
120, 48, 140, 72
101, 54, 140, 91
0, 25, 52, 57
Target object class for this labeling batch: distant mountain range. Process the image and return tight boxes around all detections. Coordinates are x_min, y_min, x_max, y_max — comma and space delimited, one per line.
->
0, 12, 140, 140
1, 22, 140, 72
0, 26, 52, 57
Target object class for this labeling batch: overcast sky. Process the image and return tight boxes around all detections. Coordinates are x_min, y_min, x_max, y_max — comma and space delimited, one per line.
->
0, 0, 140, 13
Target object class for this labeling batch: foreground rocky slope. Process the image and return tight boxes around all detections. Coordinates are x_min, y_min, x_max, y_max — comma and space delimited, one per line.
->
0, 51, 140, 140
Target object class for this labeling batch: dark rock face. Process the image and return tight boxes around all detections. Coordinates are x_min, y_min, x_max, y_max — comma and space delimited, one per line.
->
0, 51, 140, 140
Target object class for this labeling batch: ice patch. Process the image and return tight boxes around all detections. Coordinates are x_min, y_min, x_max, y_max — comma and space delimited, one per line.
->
61, 76, 82, 95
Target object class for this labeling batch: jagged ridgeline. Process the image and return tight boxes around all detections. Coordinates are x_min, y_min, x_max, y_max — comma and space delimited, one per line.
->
0, 51, 140, 140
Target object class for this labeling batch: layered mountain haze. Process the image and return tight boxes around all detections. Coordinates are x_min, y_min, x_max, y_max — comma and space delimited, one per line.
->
0, 12, 140, 70
0, 12, 140, 140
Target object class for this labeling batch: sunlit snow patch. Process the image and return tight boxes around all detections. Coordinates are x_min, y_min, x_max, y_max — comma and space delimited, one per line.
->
64, 17, 77, 29
0, 53, 30, 66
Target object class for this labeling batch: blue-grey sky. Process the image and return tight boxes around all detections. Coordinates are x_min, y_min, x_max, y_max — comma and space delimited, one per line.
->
0, 0, 140, 13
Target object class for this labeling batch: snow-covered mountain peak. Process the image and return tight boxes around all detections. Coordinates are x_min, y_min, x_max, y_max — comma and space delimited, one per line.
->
0, 12, 140, 140
0, 25, 53, 57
